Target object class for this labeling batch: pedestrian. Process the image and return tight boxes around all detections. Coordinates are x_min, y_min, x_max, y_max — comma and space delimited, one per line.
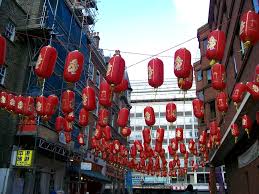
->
185, 184, 197, 194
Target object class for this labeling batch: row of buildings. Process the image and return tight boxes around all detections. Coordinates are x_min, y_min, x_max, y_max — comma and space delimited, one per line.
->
0, 0, 131, 194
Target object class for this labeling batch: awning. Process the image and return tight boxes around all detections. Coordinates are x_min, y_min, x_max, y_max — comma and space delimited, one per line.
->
68, 166, 111, 183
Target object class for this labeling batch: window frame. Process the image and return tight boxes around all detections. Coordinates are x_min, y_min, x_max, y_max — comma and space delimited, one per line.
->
5, 20, 16, 42
0, 66, 7, 85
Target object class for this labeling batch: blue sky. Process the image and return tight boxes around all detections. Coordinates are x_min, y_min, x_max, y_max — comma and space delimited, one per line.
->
95, 0, 210, 81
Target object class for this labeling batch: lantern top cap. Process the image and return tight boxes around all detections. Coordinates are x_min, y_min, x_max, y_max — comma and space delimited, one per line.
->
114, 50, 121, 55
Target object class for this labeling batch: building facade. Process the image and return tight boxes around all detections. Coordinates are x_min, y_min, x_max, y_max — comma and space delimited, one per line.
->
195, 0, 259, 194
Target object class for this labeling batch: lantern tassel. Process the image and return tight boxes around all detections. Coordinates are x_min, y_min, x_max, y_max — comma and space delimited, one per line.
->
235, 137, 238, 144
210, 59, 216, 66
234, 102, 238, 111
245, 128, 250, 139
244, 41, 251, 49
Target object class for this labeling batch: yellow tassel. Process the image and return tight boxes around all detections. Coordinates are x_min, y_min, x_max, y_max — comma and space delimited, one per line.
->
209, 59, 216, 66
244, 41, 251, 49
235, 137, 238, 144
245, 128, 250, 139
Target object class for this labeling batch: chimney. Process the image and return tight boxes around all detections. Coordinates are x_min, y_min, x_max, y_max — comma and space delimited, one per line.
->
93, 32, 100, 48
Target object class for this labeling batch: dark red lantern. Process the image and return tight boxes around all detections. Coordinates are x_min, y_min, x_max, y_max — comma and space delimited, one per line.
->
55, 116, 64, 132
65, 112, 75, 122
78, 132, 85, 146
175, 127, 183, 141
142, 128, 151, 144
148, 58, 164, 88
61, 90, 75, 114
94, 125, 103, 140
211, 63, 226, 90
240, 10, 259, 48
79, 108, 89, 127
130, 145, 137, 158
232, 82, 247, 105
156, 128, 165, 143
117, 108, 129, 128
23, 96, 35, 117
242, 114, 252, 138
170, 138, 178, 151
99, 80, 112, 107
103, 126, 111, 141
82, 86, 96, 111
168, 145, 176, 156
155, 141, 162, 153
216, 91, 228, 113
215, 130, 221, 146
121, 127, 131, 137
0, 91, 8, 108
35, 45, 57, 78
209, 121, 218, 136
114, 78, 128, 93
188, 139, 195, 151
246, 82, 259, 100
106, 50, 125, 86
174, 48, 192, 78
0, 35, 6, 66
206, 29, 226, 65
64, 120, 73, 132
98, 108, 109, 127
63, 50, 84, 83
180, 143, 186, 154
45, 95, 59, 116
231, 123, 240, 143
166, 102, 177, 123
199, 130, 207, 145
36, 96, 47, 116
144, 106, 156, 126
65, 132, 72, 143
178, 66, 193, 91
15, 95, 24, 115
192, 98, 204, 119
134, 140, 143, 152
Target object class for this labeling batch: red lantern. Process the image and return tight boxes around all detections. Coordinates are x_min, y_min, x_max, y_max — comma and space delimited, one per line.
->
216, 92, 228, 113
148, 58, 164, 88
211, 63, 226, 90
91, 137, 99, 149
255, 64, 259, 86
61, 90, 75, 114
82, 86, 96, 111
35, 45, 57, 78
170, 138, 178, 151
232, 83, 247, 105
103, 125, 111, 141
65, 132, 72, 143
240, 10, 259, 47
78, 132, 85, 146
98, 108, 109, 127
64, 120, 73, 132
142, 128, 151, 143
0, 36, 6, 65
79, 108, 89, 127
246, 82, 259, 100
174, 48, 192, 78
134, 140, 143, 152
209, 121, 218, 136
106, 50, 125, 86
144, 106, 156, 126
156, 128, 164, 143
36, 96, 46, 116
242, 114, 252, 138
168, 145, 176, 156
130, 145, 137, 158
114, 78, 128, 93
188, 139, 195, 151
206, 29, 226, 65
207, 138, 212, 150
215, 130, 221, 146
155, 141, 162, 153
55, 116, 64, 132
178, 67, 193, 91
15, 95, 24, 115
65, 112, 75, 122
117, 108, 129, 128
23, 96, 35, 117
231, 123, 240, 143
175, 127, 183, 141
180, 143, 186, 154
99, 80, 112, 107
63, 50, 84, 83
121, 127, 131, 137
45, 95, 59, 116
192, 98, 204, 119
166, 102, 177, 123
94, 125, 103, 140
0, 91, 8, 108
113, 140, 120, 153
199, 130, 207, 145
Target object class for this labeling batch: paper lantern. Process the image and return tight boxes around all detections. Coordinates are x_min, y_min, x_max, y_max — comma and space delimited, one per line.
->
144, 106, 156, 126
156, 128, 164, 143
242, 114, 252, 138
130, 145, 137, 158
15, 95, 24, 115
232, 82, 247, 105
168, 145, 176, 156
216, 91, 228, 113
98, 108, 109, 127
121, 127, 131, 137
117, 108, 129, 128
211, 63, 226, 90
45, 95, 59, 116
65, 132, 72, 143
155, 141, 162, 153
79, 108, 89, 126
0, 91, 8, 108
174, 48, 192, 78
36, 96, 46, 116
64, 120, 73, 132
142, 128, 151, 144
170, 138, 178, 151
103, 126, 111, 141
192, 98, 204, 118
61, 90, 75, 114
246, 82, 259, 100
175, 127, 183, 141
231, 123, 240, 143
0, 35, 6, 66
179, 143, 186, 154
23, 96, 35, 117
55, 116, 64, 132
82, 86, 96, 111
178, 66, 193, 91
99, 80, 112, 107
63, 50, 84, 83
188, 139, 195, 151
35, 45, 57, 78
134, 140, 143, 152
166, 102, 177, 123
78, 132, 85, 146
209, 121, 218, 136
148, 58, 164, 88
114, 78, 128, 93
199, 130, 207, 145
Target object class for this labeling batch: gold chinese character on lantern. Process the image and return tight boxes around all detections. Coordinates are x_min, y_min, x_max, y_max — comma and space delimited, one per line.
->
207, 36, 217, 50
68, 59, 79, 74
175, 56, 183, 71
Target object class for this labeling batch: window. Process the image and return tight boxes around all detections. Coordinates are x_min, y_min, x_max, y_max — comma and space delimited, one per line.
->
209, 101, 216, 119
136, 113, 142, 117
197, 174, 205, 183
88, 62, 94, 80
177, 112, 184, 116
0, 66, 6, 85
160, 112, 166, 117
197, 90, 204, 101
135, 126, 142, 131
207, 69, 212, 84
130, 113, 134, 118
5, 21, 15, 41
253, 0, 259, 13
185, 111, 192, 116
197, 70, 203, 81
233, 55, 238, 78
203, 38, 208, 53
205, 174, 210, 183
95, 71, 100, 88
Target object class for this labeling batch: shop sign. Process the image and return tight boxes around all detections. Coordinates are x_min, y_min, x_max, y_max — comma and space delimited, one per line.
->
81, 162, 92, 170
15, 150, 33, 167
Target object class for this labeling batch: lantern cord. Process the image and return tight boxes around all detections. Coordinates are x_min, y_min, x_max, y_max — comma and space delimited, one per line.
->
49, 0, 60, 46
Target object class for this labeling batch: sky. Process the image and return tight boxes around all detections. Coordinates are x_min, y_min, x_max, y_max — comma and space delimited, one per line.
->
95, 0, 210, 82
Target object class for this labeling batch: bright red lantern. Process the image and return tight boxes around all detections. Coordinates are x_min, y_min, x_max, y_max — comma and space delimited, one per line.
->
192, 98, 204, 118
35, 45, 57, 78
65, 132, 72, 143
170, 138, 178, 151
64, 120, 73, 132
240, 10, 259, 47
246, 82, 259, 100
209, 121, 218, 136
174, 48, 192, 78
211, 63, 226, 90
99, 80, 112, 107
106, 50, 125, 86
98, 108, 109, 127
144, 106, 156, 126
114, 78, 128, 93
55, 116, 64, 132
23, 96, 35, 117
15, 95, 24, 115
242, 114, 252, 138
156, 128, 164, 143
45, 95, 59, 116
188, 139, 195, 151
148, 58, 164, 88
36, 96, 46, 116
117, 108, 129, 128
103, 126, 111, 141
206, 29, 226, 65
155, 141, 162, 153
0, 36, 6, 65
0, 91, 8, 108
178, 67, 193, 91
61, 90, 75, 114
6, 94, 16, 112
121, 127, 131, 137
94, 125, 103, 140
134, 140, 143, 152
168, 145, 176, 156
142, 128, 151, 143
180, 143, 186, 154
216, 92, 228, 113
255, 64, 259, 86
215, 130, 221, 146
199, 130, 207, 145
82, 86, 96, 111
231, 123, 240, 143
79, 108, 89, 127
63, 50, 84, 83
78, 132, 85, 146
65, 111, 75, 122
175, 127, 183, 141
166, 102, 177, 123
232, 82, 247, 105
130, 145, 137, 158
